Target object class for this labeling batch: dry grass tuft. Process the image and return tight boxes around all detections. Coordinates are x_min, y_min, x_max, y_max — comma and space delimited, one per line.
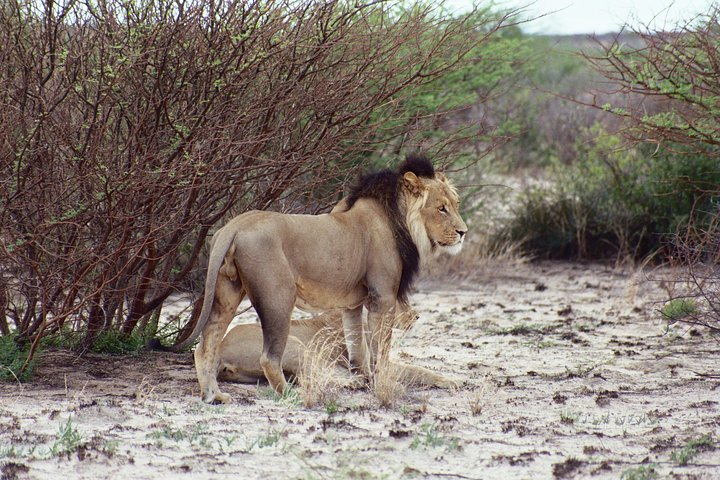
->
296, 326, 349, 408
467, 374, 494, 416
135, 376, 158, 404
371, 352, 406, 408
370, 309, 416, 407
296, 307, 422, 408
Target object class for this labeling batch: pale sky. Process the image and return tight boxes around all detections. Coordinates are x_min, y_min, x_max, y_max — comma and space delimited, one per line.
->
449, 1, 716, 35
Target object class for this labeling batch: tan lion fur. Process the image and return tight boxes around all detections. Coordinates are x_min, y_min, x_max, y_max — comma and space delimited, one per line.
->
174, 157, 467, 404
217, 309, 457, 391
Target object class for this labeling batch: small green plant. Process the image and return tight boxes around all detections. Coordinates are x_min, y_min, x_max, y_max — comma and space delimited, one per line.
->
0, 335, 38, 382
620, 464, 659, 480
101, 439, 120, 456
410, 423, 460, 451
162, 404, 176, 416
661, 298, 700, 323
559, 411, 577, 425
245, 429, 283, 452
324, 400, 338, 415
150, 425, 187, 443
258, 384, 302, 407
149, 423, 210, 446
671, 434, 713, 466
51, 417, 83, 456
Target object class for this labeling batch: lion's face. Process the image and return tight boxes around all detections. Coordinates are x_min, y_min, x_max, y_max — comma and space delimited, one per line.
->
403, 172, 468, 257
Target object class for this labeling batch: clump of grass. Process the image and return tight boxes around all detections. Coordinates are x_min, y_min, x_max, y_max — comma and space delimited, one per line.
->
297, 325, 348, 408
559, 411, 577, 425
661, 298, 700, 323
258, 383, 302, 407
467, 375, 493, 416
246, 429, 283, 451
671, 434, 714, 466
0, 335, 38, 383
410, 423, 460, 451
372, 359, 405, 408
494, 323, 555, 336
620, 464, 659, 480
324, 400, 339, 415
149, 423, 211, 446
370, 322, 406, 408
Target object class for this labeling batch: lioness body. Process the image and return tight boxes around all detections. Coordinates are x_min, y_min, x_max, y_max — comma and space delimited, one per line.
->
173, 156, 467, 404
218, 312, 456, 388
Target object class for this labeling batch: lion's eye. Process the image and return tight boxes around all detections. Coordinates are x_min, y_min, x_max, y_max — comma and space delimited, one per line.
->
439, 205, 448, 214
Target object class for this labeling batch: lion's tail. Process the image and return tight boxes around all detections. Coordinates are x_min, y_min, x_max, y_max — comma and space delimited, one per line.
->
164, 226, 238, 353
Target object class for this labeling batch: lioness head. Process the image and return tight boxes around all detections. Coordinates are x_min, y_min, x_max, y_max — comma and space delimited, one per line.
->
402, 169, 468, 257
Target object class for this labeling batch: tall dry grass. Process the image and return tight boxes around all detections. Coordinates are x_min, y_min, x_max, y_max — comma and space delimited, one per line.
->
296, 308, 422, 408
369, 308, 420, 407
296, 324, 350, 409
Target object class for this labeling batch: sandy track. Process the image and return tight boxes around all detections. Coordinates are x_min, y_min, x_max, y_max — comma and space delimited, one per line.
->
1, 262, 718, 479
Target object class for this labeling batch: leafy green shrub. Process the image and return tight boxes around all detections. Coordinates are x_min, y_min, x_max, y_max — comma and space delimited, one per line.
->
0, 335, 38, 382
90, 330, 147, 355
498, 126, 720, 259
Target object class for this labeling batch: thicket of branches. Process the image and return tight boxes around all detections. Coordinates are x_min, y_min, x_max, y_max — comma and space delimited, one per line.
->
587, 7, 720, 331
0, 0, 519, 366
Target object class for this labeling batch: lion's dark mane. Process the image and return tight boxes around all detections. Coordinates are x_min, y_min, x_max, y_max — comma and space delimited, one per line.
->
345, 155, 435, 303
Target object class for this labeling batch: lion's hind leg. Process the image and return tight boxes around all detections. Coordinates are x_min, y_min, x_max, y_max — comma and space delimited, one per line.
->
244, 274, 295, 395
194, 275, 244, 404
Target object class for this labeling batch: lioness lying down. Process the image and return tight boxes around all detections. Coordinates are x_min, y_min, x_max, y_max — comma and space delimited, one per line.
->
217, 310, 457, 388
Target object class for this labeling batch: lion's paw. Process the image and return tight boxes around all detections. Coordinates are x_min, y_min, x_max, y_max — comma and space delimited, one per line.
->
433, 376, 462, 389
203, 390, 232, 405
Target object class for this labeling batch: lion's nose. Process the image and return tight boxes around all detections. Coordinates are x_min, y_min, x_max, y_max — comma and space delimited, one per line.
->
457, 230, 466, 238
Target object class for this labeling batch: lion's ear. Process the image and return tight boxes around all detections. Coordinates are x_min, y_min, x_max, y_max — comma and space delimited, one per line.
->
402, 171, 424, 196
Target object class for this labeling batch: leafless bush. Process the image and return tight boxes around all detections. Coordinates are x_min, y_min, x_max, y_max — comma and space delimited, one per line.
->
0, 0, 519, 370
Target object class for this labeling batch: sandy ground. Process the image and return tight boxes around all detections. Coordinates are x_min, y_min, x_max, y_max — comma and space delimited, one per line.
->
1, 261, 719, 479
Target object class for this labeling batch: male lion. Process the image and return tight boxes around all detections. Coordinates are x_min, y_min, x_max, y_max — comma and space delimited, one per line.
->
217, 309, 456, 389
171, 155, 467, 404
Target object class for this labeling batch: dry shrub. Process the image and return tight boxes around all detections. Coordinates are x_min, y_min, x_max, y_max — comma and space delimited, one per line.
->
0, 0, 519, 368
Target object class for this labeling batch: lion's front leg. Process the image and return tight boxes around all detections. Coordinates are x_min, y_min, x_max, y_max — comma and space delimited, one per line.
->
365, 295, 395, 378
194, 277, 243, 404
341, 306, 367, 374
